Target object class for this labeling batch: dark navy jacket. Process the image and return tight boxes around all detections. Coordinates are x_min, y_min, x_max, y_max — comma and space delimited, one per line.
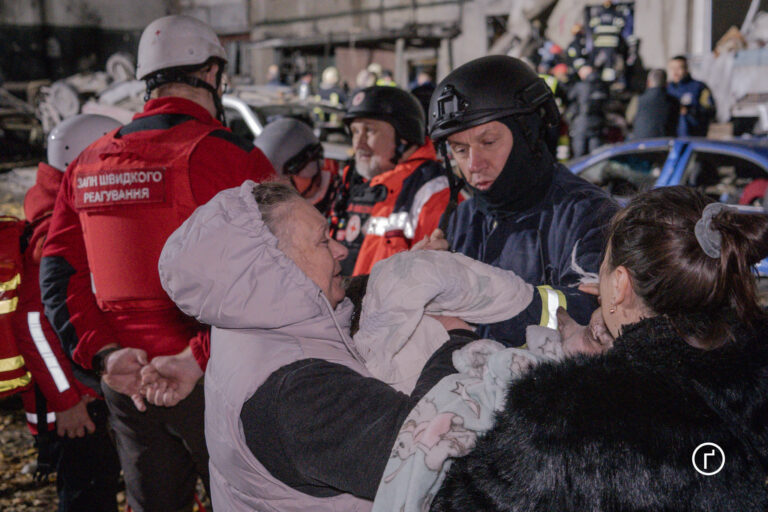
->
667, 76, 715, 137
631, 86, 679, 139
447, 164, 618, 346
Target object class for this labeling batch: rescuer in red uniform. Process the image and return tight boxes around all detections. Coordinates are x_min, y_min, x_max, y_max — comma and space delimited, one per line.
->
39, 15, 274, 512
328, 86, 455, 276
14, 114, 123, 512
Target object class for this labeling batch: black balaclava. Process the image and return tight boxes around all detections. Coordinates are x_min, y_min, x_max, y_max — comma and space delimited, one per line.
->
469, 114, 555, 216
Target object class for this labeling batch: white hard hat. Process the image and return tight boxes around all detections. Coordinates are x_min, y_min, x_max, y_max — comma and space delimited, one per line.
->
136, 15, 227, 80
321, 66, 339, 86
47, 114, 122, 171
255, 118, 321, 178
367, 62, 383, 76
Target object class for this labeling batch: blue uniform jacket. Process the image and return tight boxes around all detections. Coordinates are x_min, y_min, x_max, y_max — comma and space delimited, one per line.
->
447, 164, 618, 346
667, 76, 715, 137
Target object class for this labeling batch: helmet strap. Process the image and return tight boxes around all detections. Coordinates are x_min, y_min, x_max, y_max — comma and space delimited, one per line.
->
437, 140, 465, 234
145, 69, 227, 125
391, 138, 409, 165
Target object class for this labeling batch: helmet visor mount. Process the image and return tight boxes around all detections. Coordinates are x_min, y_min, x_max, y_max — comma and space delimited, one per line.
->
431, 79, 555, 141
283, 142, 324, 176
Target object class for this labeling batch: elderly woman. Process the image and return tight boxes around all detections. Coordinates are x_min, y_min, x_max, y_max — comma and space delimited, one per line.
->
431, 185, 768, 511
157, 180, 476, 511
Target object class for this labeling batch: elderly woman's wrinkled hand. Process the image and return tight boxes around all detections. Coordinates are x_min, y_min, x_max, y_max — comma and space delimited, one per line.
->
140, 348, 203, 407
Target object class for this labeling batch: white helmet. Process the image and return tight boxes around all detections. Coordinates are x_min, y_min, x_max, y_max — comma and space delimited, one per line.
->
255, 118, 322, 178
47, 114, 122, 171
136, 15, 227, 80
321, 66, 340, 87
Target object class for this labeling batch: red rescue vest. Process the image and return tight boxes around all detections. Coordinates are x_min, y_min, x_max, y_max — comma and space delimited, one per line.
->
71, 119, 214, 312
0, 216, 32, 397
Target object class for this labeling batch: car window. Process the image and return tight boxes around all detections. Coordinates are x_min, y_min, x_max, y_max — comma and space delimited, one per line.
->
578, 149, 668, 197
681, 150, 768, 204
224, 107, 255, 143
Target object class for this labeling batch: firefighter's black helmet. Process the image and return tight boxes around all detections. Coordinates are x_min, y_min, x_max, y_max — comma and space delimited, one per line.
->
428, 55, 560, 142
343, 86, 425, 147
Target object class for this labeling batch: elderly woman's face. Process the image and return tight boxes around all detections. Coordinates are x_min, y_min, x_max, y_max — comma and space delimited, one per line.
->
280, 198, 348, 308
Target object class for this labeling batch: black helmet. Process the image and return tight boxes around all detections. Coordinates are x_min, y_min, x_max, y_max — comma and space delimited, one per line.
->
428, 55, 560, 142
344, 86, 425, 147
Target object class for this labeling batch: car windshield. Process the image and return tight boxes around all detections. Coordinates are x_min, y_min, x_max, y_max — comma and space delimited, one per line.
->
576, 149, 669, 197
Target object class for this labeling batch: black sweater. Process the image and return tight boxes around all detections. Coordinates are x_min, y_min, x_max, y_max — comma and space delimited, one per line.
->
241, 329, 478, 500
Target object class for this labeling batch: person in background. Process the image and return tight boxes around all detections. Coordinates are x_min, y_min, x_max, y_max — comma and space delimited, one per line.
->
328, 85, 453, 276
565, 23, 589, 75
588, 0, 630, 83
409, 70, 436, 123
432, 186, 768, 511
667, 55, 716, 137
568, 64, 609, 157
377, 69, 397, 87
39, 15, 274, 512
630, 68, 679, 139
15, 114, 122, 512
355, 69, 378, 91
266, 64, 286, 87
318, 66, 347, 106
297, 72, 314, 100
255, 117, 338, 215
428, 55, 617, 345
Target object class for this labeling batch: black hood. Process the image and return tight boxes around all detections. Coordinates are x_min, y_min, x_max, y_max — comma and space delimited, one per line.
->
469, 115, 554, 216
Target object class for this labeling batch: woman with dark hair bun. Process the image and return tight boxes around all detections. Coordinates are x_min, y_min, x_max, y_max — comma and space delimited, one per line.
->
431, 186, 768, 512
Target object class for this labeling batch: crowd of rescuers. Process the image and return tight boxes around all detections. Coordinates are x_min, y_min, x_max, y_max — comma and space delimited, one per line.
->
17, 12, 767, 512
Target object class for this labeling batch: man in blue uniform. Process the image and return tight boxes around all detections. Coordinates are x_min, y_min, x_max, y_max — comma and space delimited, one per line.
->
666, 55, 716, 137
428, 55, 618, 346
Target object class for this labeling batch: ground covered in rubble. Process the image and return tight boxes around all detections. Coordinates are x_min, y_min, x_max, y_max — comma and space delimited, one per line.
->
0, 396, 62, 511
0, 169, 56, 509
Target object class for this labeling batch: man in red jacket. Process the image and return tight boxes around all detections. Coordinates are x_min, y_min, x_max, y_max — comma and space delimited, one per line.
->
328, 86, 455, 276
39, 15, 274, 512
15, 114, 122, 512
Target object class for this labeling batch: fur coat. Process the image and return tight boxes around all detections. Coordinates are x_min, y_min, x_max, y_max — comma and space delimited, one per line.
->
431, 315, 768, 511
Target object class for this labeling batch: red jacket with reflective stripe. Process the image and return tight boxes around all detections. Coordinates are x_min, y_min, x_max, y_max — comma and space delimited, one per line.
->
334, 139, 457, 276
41, 98, 274, 370
13, 163, 95, 434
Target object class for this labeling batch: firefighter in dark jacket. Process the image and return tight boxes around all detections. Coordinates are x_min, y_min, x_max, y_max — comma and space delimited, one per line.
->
567, 64, 609, 157
428, 55, 617, 346
630, 68, 679, 139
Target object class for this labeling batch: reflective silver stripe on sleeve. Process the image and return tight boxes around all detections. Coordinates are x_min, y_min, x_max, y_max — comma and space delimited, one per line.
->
363, 175, 451, 240
28, 312, 71, 393
364, 211, 414, 239
26, 411, 56, 424
409, 176, 450, 231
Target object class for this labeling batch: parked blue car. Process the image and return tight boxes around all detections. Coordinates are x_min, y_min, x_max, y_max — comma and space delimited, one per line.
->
568, 137, 768, 277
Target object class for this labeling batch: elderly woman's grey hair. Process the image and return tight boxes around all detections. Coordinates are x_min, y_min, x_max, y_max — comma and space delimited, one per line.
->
252, 181, 300, 242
